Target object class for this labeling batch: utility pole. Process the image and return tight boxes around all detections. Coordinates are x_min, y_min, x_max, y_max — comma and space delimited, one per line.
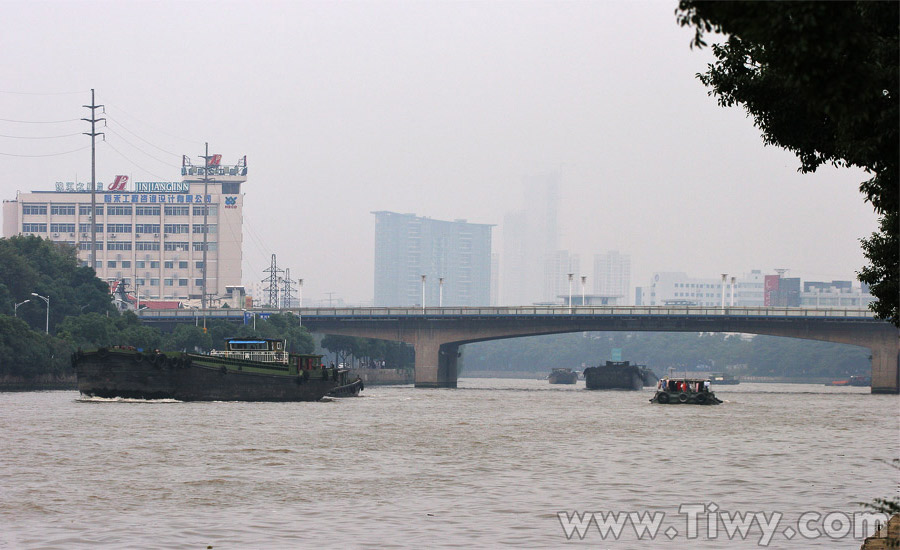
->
82, 89, 104, 270
200, 143, 210, 313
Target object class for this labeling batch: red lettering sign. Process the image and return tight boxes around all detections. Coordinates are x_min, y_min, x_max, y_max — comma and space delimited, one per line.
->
107, 175, 128, 191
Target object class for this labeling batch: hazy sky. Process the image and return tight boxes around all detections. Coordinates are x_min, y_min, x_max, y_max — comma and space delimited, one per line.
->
2, 1, 877, 305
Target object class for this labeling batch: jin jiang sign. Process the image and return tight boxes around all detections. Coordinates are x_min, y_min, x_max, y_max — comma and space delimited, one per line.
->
54, 178, 190, 193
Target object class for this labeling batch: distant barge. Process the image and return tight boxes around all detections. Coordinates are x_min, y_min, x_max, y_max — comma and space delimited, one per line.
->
548, 368, 578, 384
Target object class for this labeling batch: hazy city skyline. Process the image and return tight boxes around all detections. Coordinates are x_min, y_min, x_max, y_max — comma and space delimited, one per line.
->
1, 1, 877, 305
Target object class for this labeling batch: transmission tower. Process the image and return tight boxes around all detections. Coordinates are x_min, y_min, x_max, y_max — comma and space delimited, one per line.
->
282, 268, 296, 309
262, 254, 284, 307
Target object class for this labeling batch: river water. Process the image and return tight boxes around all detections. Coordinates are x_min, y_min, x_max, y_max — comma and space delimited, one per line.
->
1, 380, 897, 549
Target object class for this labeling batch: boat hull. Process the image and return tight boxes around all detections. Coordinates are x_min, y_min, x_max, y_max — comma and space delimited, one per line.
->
73, 348, 340, 402
649, 390, 722, 405
584, 363, 644, 390
548, 371, 578, 384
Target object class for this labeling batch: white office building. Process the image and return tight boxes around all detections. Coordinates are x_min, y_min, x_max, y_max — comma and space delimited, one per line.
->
2, 156, 248, 302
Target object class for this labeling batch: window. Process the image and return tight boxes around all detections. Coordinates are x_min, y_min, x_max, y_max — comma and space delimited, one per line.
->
192, 224, 217, 234
150, 261, 160, 269
79, 205, 103, 216
108, 261, 116, 268
135, 206, 160, 216
106, 224, 132, 233
194, 279, 204, 286
22, 223, 47, 232
78, 223, 103, 233
121, 261, 131, 268
135, 278, 145, 286
178, 261, 188, 269
50, 223, 76, 233
22, 204, 47, 215
164, 261, 174, 269
149, 278, 159, 286
164, 241, 189, 251
222, 182, 240, 194
164, 206, 190, 216
107, 242, 132, 250
178, 279, 188, 287
135, 224, 160, 234
51, 204, 76, 216
192, 242, 217, 251
193, 205, 218, 217
78, 242, 103, 251
195, 261, 204, 269
164, 279, 174, 287
164, 223, 189, 234
107, 205, 132, 216
136, 261, 145, 268
136, 242, 160, 251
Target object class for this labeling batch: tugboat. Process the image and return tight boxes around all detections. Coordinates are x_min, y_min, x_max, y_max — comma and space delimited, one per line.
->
548, 368, 578, 384
72, 338, 362, 402
650, 376, 722, 405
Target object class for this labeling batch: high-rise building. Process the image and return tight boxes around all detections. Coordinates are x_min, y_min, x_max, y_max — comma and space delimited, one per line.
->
2, 157, 248, 302
500, 171, 560, 305
593, 250, 631, 304
372, 211, 493, 307
545, 250, 580, 304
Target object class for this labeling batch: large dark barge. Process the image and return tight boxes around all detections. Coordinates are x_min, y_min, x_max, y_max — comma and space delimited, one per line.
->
72, 338, 362, 402
583, 361, 657, 390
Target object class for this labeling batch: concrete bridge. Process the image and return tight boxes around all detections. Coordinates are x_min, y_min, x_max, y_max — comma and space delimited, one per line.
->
139, 305, 899, 393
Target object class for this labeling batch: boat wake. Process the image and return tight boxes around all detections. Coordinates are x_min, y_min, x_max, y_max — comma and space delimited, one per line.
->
75, 395, 182, 404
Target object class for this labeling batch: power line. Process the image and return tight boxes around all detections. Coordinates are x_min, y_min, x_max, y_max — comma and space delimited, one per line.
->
0, 89, 91, 96
0, 131, 84, 139
101, 140, 171, 180
105, 116, 182, 159
0, 145, 90, 157
104, 126, 179, 168
104, 102, 203, 147
0, 117, 81, 124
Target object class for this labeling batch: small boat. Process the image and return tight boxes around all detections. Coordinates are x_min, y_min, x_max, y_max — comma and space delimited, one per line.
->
849, 375, 871, 387
709, 372, 740, 385
548, 368, 578, 384
650, 376, 722, 405
72, 338, 360, 402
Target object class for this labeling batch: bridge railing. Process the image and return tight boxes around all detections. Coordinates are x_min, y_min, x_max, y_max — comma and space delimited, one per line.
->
136, 305, 880, 321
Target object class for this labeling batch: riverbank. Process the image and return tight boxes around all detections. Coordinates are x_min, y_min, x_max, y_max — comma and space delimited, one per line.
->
0, 374, 76, 391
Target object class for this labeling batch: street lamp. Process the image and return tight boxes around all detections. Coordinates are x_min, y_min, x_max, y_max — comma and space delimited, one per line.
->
720, 274, 728, 309
14, 299, 30, 317
567, 273, 574, 308
421, 275, 427, 313
580, 275, 587, 307
439, 277, 444, 307
31, 292, 49, 334
298, 278, 304, 327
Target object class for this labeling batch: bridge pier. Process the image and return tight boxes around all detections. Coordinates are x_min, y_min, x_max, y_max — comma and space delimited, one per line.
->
871, 342, 900, 394
413, 339, 458, 388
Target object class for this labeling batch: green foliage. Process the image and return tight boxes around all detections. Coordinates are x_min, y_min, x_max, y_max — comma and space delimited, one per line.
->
676, 1, 899, 326
320, 334, 413, 368
0, 315, 71, 378
464, 332, 870, 378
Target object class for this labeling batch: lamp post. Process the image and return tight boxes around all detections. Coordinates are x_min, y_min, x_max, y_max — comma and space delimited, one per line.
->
730, 276, 736, 307
580, 275, 587, 307
31, 293, 49, 334
298, 278, 304, 327
720, 274, 727, 310
421, 275, 426, 313
14, 299, 30, 317
567, 273, 574, 309
439, 277, 444, 307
